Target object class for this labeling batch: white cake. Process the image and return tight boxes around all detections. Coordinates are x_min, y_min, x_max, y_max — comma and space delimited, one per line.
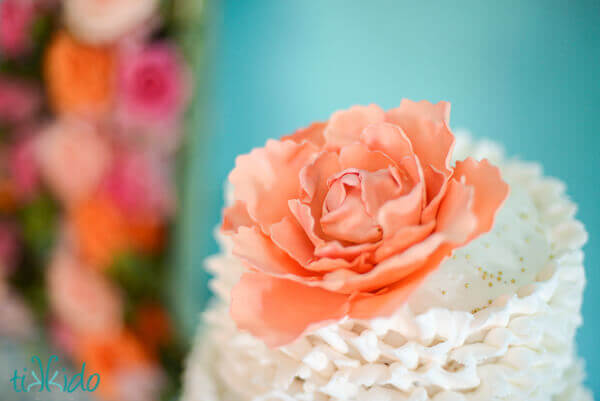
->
183, 133, 591, 401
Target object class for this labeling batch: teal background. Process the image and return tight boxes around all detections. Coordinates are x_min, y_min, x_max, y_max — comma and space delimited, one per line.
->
175, 0, 600, 395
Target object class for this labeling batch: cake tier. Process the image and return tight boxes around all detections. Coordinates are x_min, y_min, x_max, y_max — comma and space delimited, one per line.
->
183, 135, 592, 401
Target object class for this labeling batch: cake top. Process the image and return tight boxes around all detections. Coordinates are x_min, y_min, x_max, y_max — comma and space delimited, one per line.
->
220, 100, 509, 347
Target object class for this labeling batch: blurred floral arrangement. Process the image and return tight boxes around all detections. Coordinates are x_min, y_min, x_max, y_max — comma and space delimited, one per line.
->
0, 0, 194, 400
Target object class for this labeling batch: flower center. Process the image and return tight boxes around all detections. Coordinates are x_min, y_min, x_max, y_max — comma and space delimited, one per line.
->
320, 168, 404, 244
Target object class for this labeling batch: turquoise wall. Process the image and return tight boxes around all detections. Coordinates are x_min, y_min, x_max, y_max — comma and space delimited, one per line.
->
177, 0, 600, 394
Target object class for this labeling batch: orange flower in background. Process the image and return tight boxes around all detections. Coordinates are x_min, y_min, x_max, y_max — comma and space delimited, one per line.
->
70, 195, 165, 269
127, 216, 165, 253
134, 303, 172, 350
44, 31, 115, 116
77, 330, 163, 401
0, 178, 16, 212
70, 196, 130, 268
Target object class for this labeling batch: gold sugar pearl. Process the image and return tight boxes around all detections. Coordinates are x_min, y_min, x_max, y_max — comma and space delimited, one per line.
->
464, 283, 470, 288
519, 257, 524, 262
521, 268, 526, 272
488, 299, 493, 305
511, 279, 516, 284
488, 282, 493, 287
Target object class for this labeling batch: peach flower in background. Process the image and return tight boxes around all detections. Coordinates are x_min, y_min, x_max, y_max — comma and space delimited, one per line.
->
44, 31, 115, 116
0, 0, 35, 57
36, 118, 111, 206
0, 77, 41, 123
77, 331, 164, 401
48, 246, 123, 334
224, 100, 509, 347
63, 0, 159, 44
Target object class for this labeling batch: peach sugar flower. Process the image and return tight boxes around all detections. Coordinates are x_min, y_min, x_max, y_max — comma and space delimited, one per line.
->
44, 31, 115, 116
224, 100, 509, 347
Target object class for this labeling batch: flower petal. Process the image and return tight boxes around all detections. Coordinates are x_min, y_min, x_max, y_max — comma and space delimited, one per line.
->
282, 121, 327, 148
231, 272, 350, 347
320, 172, 385, 244
360, 167, 404, 217
289, 199, 326, 247
420, 165, 448, 223
306, 255, 373, 273
314, 240, 380, 261
321, 233, 447, 293
435, 178, 478, 244
386, 99, 454, 177
360, 122, 414, 168
229, 139, 318, 230
374, 221, 436, 262
232, 226, 312, 278
350, 244, 451, 319
222, 200, 254, 233
270, 216, 315, 267
320, 183, 382, 243
324, 104, 385, 149
376, 181, 424, 236
339, 143, 396, 172
452, 157, 509, 240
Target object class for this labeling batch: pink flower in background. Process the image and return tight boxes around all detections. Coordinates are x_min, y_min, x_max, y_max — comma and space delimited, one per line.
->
0, 0, 35, 57
118, 44, 187, 127
102, 150, 174, 218
0, 78, 41, 123
8, 135, 40, 200
114, 366, 166, 401
48, 246, 123, 334
0, 222, 19, 273
49, 319, 77, 356
36, 118, 111, 206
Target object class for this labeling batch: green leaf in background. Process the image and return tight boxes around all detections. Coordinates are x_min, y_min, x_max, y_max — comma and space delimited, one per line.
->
18, 193, 58, 263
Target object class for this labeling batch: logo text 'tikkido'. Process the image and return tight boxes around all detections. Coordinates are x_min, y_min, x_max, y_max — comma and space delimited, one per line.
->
10, 355, 100, 393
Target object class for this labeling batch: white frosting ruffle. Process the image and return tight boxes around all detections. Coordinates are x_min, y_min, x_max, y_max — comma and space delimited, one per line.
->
182, 135, 593, 401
